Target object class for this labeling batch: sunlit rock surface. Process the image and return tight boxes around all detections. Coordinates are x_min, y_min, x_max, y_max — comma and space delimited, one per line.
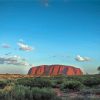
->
28, 65, 83, 76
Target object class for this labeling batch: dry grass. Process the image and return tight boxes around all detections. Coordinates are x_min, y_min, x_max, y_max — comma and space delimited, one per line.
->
0, 74, 33, 79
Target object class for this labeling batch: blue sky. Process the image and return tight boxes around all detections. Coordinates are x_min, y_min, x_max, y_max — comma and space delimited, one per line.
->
0, 0, 100, 74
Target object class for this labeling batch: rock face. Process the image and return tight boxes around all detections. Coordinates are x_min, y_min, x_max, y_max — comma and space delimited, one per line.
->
28, 65, 83, 76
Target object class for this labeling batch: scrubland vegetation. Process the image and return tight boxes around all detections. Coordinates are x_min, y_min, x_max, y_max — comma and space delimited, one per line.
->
0, 74, 100, 100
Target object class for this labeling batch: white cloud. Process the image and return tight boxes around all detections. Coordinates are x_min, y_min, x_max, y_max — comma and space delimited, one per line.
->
0, 55, 31, 66
1, 43, 10, 48
75, 55, 91, 62
17, 42, 34, 52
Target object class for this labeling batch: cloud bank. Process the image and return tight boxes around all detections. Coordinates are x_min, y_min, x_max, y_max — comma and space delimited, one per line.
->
0, 55, 31, 66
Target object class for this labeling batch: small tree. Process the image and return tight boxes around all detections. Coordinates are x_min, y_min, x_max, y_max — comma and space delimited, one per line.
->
97, 66, 100, 74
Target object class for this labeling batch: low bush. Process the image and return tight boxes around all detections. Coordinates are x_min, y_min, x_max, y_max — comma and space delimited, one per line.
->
16, 78, 35, 87
16, 78, 53, 88
0, 80, 7, 89
80, 88, 93, 96
33, 78, 52, 88
0, 90, 5, 100
0, 85, 61, 100
51, 78, 66, 88
31, 87, 61, 100
10, 85, 31, 100
67, 76, 85, 83
61, 80, 84, 91
83, 77, 100, 87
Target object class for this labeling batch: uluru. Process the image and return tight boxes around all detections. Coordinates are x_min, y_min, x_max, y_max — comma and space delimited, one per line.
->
28, 65, 83, 76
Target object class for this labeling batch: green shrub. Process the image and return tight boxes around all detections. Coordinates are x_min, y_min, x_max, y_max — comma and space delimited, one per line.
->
32, 78, 52, 88
67, 76, 85, 83
80, 88, 100, 96
9, 85, 31, 100
83, 77, 100, 87
0, 90, 5, 100
80, 88, 93, 96
31, 87, 61, 100
66, 75, 100, 87
0, 80, 7, 89
16, 78, 52, 88
0, 85, 61, 100
51, 78, 66, 88
61, 80, 84, 91
16, 78, 35, 87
